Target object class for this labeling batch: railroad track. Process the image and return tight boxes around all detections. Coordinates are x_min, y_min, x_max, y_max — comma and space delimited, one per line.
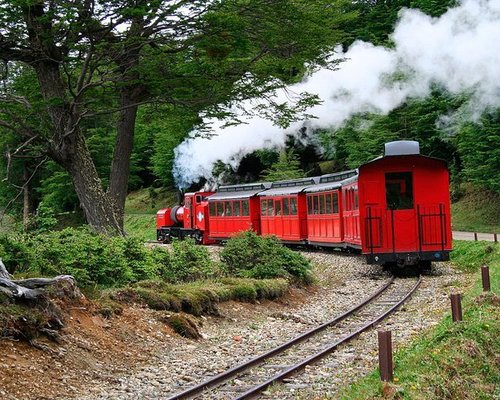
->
166, 276, 421, 400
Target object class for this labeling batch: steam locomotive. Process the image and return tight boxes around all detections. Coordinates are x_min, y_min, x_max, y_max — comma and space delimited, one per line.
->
157, 141, 452, 267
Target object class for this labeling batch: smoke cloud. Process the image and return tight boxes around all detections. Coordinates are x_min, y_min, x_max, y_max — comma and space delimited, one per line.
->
173, 0, 500, 188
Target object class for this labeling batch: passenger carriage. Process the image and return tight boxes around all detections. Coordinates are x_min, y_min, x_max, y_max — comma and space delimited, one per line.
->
258, 177, 316, 244
206, 183, 270, 240
304, 170, 356, 247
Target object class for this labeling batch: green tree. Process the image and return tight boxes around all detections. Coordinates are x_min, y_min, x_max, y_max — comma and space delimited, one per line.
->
0, 0, 353, 235
261, 150, 304, 181
456, 110, 500, 194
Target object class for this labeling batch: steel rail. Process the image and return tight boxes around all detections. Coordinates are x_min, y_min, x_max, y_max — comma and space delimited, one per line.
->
234, 276, 422, 400
166, 277, 395, 400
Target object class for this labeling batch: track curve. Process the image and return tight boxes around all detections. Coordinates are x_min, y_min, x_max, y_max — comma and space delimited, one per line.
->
166, 276, 421, 400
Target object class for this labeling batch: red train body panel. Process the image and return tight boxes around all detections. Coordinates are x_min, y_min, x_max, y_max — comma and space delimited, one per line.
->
259, 178, 315, 243
156, 141, 452, 266
207, 183, 269, 240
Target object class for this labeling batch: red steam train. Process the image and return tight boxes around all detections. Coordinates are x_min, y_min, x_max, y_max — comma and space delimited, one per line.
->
157, 141, 452, 266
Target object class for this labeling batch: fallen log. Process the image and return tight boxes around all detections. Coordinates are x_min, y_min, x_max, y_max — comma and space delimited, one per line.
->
0, 258, 79, 300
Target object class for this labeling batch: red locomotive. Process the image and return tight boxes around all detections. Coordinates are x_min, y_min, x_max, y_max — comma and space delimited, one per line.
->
157, 141, 452, 266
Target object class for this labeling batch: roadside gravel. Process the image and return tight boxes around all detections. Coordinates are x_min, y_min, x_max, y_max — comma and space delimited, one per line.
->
79, 250, 469, 400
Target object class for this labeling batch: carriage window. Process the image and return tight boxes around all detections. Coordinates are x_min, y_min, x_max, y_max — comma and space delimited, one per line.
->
319, 194, 325, 215
234, 201, 241, 216
217, 202, 224, 216
225, 202, 232, 216
354, 191, 359, 210
385, 172, 413, 210
307, 197, 312, 215
313, 196, 319, 214
209, 202, 216, 216
275, 200, 282, 216
267, 199, 274, 216
333, 192, 339, 214
261, 199, 267, 215
290, 198, 298, 215
242, 200, 249, 216
284, 198, 290, 215
325, 194, 332, 214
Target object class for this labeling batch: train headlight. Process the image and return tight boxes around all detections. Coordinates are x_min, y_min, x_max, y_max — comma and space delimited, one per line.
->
375, 256, 379, 261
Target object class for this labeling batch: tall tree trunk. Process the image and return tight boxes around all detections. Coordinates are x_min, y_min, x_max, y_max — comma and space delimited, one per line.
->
60, 133, 124, 235
23, 163, 31, 231
108, 89, 139, 228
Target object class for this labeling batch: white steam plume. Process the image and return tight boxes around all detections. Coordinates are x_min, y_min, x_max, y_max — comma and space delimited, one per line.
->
173, 0, 500, 188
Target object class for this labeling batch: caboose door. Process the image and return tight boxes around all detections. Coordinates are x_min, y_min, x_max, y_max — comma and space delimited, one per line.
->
385, 172, 418, 251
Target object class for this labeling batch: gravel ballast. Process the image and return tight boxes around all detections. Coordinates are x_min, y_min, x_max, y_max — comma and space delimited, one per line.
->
79, 249, 469, 400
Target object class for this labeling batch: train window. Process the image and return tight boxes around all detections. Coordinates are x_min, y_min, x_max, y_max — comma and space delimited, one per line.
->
333, 192, 339, 213
275, 200, 282, 216
225, 202, 232, 216
195, 195, 202, 203
313, 196, 319, 214
209, 202, 216, 216
242, 200, 249, 216
290, 198, 298, 215
354, 192, 359, 210
284, 198, 290, 215
261, 199, 267, 216
306, 197, 312, 215
325, 194, 332, 214
385, 172, 414, 210
217, 202, 224, 216
234, 201, 241, 216
319, 194, 325, 214
267, 199, 274, 216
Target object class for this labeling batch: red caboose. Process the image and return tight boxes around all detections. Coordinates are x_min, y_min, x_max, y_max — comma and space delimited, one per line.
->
358, 141, 452, 266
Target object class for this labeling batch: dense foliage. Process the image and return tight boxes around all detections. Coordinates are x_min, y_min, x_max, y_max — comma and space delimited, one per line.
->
1, 0, 498, 233
0, 229, 311, 286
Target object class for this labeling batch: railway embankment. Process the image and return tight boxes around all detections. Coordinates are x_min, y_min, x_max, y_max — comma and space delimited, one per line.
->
77, 250, 471, 400
0, 240, 495, 399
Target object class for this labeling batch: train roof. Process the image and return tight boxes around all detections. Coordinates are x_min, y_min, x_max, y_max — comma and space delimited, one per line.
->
360, 140, 447, 169
304, 170, 359, 193
259, 177, 318, 196
208, 182, 271, 200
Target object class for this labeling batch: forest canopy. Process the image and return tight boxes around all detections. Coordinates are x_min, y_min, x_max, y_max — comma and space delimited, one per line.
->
0, 0, 498, 234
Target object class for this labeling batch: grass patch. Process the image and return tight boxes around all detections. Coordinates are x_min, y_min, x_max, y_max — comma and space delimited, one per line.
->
106, 277, 289, 316
340, 241, 499, 400
450, 240, 499, 273
452, 189, 500, 233
124, 213, 157, 241
125, 187, 178, 214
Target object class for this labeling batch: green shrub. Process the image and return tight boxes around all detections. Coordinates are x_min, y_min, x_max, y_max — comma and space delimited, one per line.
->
220, 231, 312, 282
0, 228, 171, 287
168, 239, 217, 282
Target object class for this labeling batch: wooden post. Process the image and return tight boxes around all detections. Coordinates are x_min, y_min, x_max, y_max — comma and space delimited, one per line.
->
494, 233, 498, 243
378, 330, 393, 382
450, 294, 462, 322
481, 266, 491, 292
474, 232, 478, 241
